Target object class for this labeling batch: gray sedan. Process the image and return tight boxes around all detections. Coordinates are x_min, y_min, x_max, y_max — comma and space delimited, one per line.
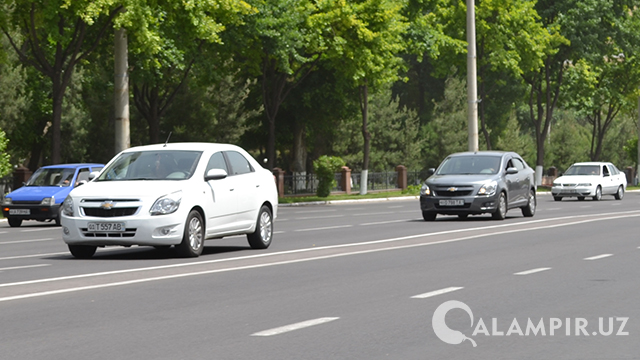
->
419, 151, 536, 220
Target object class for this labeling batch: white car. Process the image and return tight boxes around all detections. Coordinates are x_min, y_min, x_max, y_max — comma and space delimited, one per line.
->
61, 143, 278, 258
551, 162, 626, 201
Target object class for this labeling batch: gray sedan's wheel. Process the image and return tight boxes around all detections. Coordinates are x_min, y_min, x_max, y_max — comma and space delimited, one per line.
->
8, 218, 22, 227
521, 189, 536, 217
247, 205, 273, 249
592, 186, 602, 201
614, 185, 624, 200
176, 210, 204, 257
457, 214, 468, 219
422, 211, 436, 221
68, 245, 97, 259
553, 196, 562, 202
491, 192, 507, 220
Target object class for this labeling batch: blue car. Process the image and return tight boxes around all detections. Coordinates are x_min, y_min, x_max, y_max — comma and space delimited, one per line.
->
2, 163, 104, 227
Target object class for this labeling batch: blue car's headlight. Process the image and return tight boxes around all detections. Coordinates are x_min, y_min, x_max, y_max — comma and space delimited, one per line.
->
2, 197, 11, 205
150, 191, 182, 215
41, 197, 55, 206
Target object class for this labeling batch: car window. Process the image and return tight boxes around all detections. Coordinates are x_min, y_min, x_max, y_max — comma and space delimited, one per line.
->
609, 165, 619, 175
505, 159, 515, 170
603, 165, 610, 177
512, 158, 526, 171
97, 150, 202, 181
225, 151, 254, 175
564, 165, 600, 176
26, 168, 75, 187
75, 168, 91, 185
206, 152, 229, 173
91, 166, 104, 173
437, 156, 501, 175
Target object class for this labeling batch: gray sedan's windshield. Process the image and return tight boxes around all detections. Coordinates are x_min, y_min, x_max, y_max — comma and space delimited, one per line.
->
437, 156, 502, 175
97, 150, 202, 181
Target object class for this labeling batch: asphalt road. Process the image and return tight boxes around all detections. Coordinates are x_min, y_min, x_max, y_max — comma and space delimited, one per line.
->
1, 193, 639, 359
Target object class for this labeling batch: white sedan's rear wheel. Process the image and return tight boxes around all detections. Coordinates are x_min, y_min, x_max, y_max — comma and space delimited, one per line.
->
592, 186, 602, 201
614, 185, 624, 200
247, 205, 273, 249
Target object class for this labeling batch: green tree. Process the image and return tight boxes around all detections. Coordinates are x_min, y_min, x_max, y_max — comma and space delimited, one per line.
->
0, 128, 11, 177
0, 0, 123, 164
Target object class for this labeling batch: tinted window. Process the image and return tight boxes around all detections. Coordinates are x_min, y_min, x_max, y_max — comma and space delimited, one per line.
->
206, 152, 228, 173
225, 151, 253, 175
437, 156, 501, 175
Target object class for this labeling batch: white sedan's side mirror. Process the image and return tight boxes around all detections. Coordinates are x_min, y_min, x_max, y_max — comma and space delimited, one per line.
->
205, 168, 228, 181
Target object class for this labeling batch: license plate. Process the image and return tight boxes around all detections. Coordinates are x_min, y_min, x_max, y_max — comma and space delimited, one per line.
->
87, 222, 125, 232
439, 199, 464, 206
9, 209, 30, 215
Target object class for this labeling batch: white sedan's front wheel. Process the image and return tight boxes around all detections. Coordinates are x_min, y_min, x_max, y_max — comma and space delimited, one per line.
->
176, 210, 204, 257
614, 185, 624, 200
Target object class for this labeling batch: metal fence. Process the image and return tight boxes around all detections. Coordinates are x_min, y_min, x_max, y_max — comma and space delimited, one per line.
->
281, 170, 431, 196
1, 175, 12, 203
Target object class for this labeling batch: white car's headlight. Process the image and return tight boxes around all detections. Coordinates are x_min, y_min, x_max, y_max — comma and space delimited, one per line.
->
41, 197, 55, 206
62, 197, 74, 216
420, 183, 431, 196
577, 183, 591, 187
478, 181, 498, 196
2, 197, 11, 205
150, 191, 182, 215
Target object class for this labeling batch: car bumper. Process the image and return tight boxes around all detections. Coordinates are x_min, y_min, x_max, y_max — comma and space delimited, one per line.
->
1, 204, 60, 221
420, 193, 500, 215
61, 211, 186, 247
551, 186, 592, 197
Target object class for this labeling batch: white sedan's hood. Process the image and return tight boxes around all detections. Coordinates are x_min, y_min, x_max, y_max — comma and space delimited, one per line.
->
69, 180, 185, 200
554, 175, 599, 184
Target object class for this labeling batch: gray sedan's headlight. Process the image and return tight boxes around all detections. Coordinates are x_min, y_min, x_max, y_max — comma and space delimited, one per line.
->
2, 197, 11, 205
478, 181, 498, 196
420, 183, 431, 196
150, 191, 182, 215
62, 197, 74, 216
41, 197, 55, 206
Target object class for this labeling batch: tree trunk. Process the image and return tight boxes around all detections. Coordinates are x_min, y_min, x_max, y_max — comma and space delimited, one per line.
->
51, 78, 64, 164
114, 27, 130, 154
291, 122, 306, 172
360, 82, 370, 195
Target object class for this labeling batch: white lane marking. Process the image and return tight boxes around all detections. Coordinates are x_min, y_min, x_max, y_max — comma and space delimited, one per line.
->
22, 228, 58, 233
360, 219, 418, 226
584, 254, 613, 261
276, 218, 289, 221
611, 203, 621, 206
0, 238, 56, 245
0, 252, 68, 261
251, 317, 339, 336
294, 225, 352, 232
514, 267, 551, 275
0, 231, 6, 234
291, 210, 337, 214
2, 211, 640, 302
296, 215, 343, 220
546, 208, 560, 211
352, 210, 416, 216
0, 264, 51, 271
412, 287, 463, 299
388, 205, 404, 209
580, 206, 592, 208
273, 231, 285, 234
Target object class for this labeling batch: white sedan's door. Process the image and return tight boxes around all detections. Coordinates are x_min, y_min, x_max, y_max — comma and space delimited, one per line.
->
602, 165, 617, 194
224, 151, 259, 229
201, 152, 240, 235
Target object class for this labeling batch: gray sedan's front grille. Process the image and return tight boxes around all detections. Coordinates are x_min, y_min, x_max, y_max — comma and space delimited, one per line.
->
434, 190, 473, 197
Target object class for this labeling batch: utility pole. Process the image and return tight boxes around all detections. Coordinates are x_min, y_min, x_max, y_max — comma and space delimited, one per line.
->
466, 0, 479, 152
114, 27, 130, 154
637, 86, 640, 185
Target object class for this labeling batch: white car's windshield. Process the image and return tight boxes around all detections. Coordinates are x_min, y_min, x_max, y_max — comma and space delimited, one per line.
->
564, 165, 600, 176
436, 156, 502, 175
97, 150, 202, 181
26, 168, 75, 187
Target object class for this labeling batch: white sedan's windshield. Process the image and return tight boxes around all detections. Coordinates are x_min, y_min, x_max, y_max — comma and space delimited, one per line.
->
564, 165, 600, 176
437, 156, 502, 175
97, 150, 202, 181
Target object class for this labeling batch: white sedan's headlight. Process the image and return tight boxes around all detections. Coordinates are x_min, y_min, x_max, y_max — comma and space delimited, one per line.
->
41, 197, 55, 206
420, 183, 431, 196
478, 181, 498, 196
62, 197, 74, 216
150, 191, 182, 215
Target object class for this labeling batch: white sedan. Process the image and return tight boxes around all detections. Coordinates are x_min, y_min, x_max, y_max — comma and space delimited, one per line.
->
551, 162, 627, 201
61, 143, 278, 258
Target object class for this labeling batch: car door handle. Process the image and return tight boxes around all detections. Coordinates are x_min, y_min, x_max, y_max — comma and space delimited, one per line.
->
230, 188, 235, 191
256, 184, 260, 188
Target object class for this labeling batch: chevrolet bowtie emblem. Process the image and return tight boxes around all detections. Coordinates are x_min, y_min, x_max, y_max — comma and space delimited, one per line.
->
100, 201, 115, 210
447, 187, 458, 192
